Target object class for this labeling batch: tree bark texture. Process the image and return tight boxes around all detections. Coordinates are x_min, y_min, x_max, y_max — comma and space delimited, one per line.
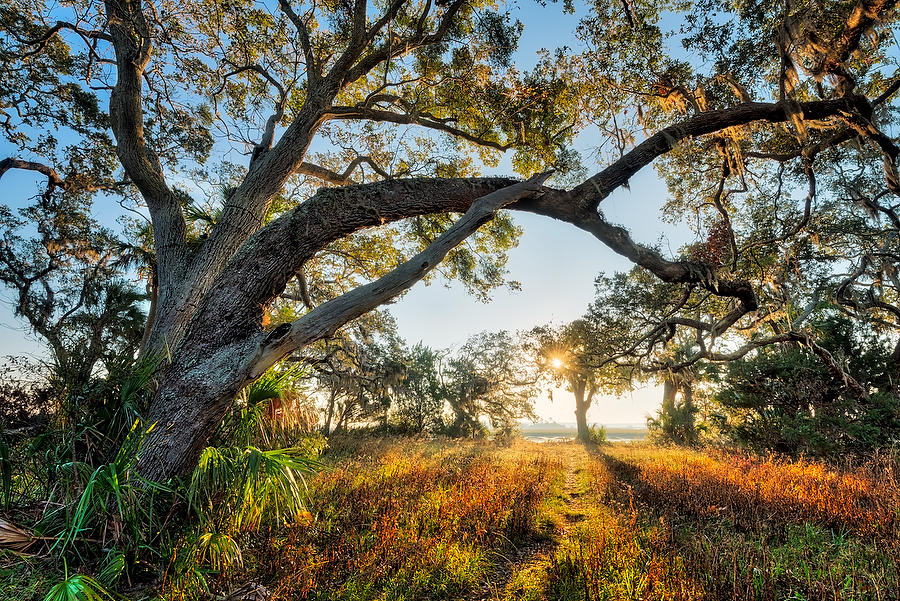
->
98, 0, 883, 480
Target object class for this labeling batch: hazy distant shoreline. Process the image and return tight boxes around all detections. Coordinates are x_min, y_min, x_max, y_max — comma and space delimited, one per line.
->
520, 422, 648, 442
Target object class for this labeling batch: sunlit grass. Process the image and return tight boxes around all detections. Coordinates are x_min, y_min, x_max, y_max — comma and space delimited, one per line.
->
604, 444, 900, 539
257, 437, 559, 600
163, 438, 900, 601
495, 442, 900, 601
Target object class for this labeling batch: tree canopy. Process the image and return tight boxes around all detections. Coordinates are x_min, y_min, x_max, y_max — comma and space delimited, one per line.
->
3, 0, 900, 479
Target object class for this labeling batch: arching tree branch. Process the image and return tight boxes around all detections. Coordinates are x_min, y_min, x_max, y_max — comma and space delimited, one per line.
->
569, 95, 874, 215
249, 171, 553, 376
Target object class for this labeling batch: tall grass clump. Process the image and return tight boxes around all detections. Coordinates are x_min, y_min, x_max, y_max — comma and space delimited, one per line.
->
258, 439, 558, 600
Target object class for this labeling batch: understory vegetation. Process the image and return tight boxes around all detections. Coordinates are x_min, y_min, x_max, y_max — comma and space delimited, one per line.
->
4, 0, 900, 597
0, 359, 325, 601
7, 435, 897, 600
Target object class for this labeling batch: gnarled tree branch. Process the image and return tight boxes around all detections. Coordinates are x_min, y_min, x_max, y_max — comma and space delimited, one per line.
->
248, 171, 553, 376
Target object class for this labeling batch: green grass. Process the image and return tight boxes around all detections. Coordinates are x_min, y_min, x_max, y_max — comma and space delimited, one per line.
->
0, 553, 61, 601
5, 438, 898, 600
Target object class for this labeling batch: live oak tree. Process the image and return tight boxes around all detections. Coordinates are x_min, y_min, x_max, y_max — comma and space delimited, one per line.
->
715, 312, 900, 456
3, 0, 900, 479
530, 319, 630, 441
391, 343, 448, 433
444, 330, 537, 436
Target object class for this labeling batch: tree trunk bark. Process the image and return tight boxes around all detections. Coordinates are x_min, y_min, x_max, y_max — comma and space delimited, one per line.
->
136, 337, 258, 481
662, 376, 677, 411
682, 381, 696, 444
573, 379, 589, 442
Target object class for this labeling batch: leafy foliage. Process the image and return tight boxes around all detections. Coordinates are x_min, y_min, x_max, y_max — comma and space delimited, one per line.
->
391, 343, 449, 433
188, 445, 320, 532
715, 314, 900, 456
42, 570, 114, 601
443, 331, 538, 436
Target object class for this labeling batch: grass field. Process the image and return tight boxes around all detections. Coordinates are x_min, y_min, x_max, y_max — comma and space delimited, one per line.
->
216, 437, 899, 601
5, 438, 897, 600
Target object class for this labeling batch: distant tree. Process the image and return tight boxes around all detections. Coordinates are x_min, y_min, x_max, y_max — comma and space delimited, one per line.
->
445, 331, 537, 437
530, 319, 630, 442
0, 358, 52, 431
642, 334, 729, 445
392, 343, 448, 434
0, 199, 146, 390
310, 332, 405, 435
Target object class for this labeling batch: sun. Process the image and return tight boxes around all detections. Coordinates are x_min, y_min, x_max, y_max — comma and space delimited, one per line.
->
550, 357, 565, 369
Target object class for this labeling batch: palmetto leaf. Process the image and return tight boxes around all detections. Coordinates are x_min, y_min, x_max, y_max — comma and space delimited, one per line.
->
97, 548, 125, 588
0, 517, 34, 552
195, 532, 243, 571
43, 572, 115, 601
189, 445, 321, 531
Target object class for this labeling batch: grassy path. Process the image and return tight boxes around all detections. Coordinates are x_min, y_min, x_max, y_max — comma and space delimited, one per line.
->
560, 448, 589, 528
486, 442, 900, 600
468, 444, 584, 601
195, 437, 900, 601
484, 443, 603, 601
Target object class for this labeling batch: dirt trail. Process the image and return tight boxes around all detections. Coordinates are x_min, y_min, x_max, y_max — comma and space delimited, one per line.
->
469, 444, 595, 601
560, 448, 590, 530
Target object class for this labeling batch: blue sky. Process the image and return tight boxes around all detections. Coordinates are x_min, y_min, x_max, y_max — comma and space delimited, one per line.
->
388, 1, 694, 423
0, 0, 697, 424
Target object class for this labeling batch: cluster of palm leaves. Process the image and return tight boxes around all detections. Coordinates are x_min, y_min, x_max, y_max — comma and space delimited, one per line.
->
160, 365, 323, 598
0, 358, 323, 600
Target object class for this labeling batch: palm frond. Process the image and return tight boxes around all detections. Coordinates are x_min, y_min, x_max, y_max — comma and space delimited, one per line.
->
195, 532, 243, 572
97, 548, 125, 588
224, 363, 310, 446
189, 445, 321, 531
43, 569, 115, 601
0, 517, 34, 552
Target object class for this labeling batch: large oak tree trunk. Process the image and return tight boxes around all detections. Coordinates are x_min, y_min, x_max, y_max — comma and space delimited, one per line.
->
139, 339, 258, 480
135, 175, 552, 481
574, 384, 590, 443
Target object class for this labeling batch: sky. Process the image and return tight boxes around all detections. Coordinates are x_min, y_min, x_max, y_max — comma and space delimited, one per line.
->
389, 2, 694, 424
0, 0, 698, 425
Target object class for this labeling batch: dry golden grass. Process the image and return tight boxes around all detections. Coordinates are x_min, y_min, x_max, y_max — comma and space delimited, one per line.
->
498, 442, 899, 601
257, 437, 559, 600
208, 438, 900, 601
604, 444, 900, 540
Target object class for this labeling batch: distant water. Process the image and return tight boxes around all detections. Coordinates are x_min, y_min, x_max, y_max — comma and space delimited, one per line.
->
520, 423, 647, 443
523, 435, 576, 443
